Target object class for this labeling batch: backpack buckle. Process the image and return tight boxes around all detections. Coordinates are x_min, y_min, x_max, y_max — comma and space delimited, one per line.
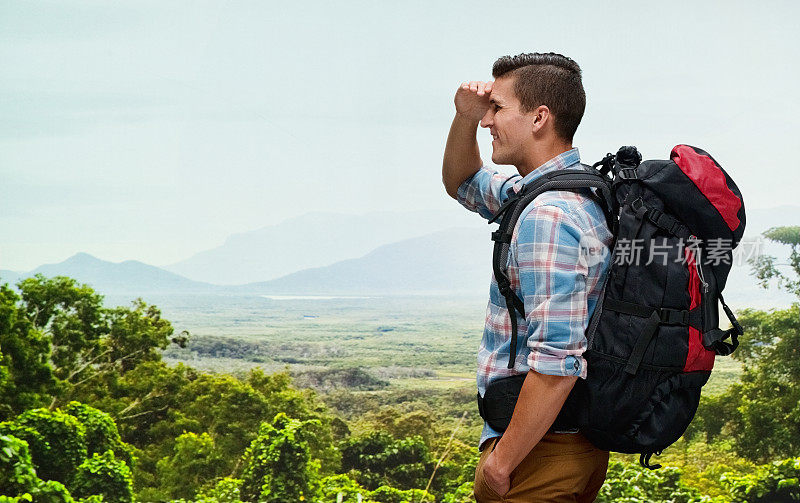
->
491, 230, 513, 243
659, 309, 689, 325
618, 167, 639, 180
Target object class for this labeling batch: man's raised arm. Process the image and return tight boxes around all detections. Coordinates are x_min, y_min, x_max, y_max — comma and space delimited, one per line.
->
442, 80, 493, 199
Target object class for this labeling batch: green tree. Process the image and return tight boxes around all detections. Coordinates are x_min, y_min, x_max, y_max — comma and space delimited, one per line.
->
724, 305, 800, 462
0, 275, 189, 420
240, 412, 322, 503
0, 409, 87, 487
692, 226, 800, 462
17, 276, 107, 387
439, 482, 475, 503
348, 405, 476, 497
85, 361, 196, 501
194, 477, 245, 503
244, 368, 341, 474
319, 474, 372, 503
351, 407, 439, 446
104, 298, 179, 374
62, 402, 133, 468
368, 485, 432, 503
596, 460, 701, 502
0, 434, 74, 503
751, 226, 800, 297
687, 394, 739, 444
89, 363, 340, 501
175, 372, 279, 465
0, 284, 57, 418
71, 450, 133, 503
339, 431, 434, 491
1, 434, 47, 497
723, 457, 800, 502
0, 404, 136, 502
156, 432, 226, 500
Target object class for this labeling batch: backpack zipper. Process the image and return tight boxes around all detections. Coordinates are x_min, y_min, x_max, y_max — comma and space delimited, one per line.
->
689, 235, 709, 294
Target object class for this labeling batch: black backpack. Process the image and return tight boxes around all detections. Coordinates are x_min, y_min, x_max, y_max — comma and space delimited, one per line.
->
481, 145, 745, 469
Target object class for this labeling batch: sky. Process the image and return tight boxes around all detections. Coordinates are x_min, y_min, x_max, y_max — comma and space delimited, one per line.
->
1, 0, 798, 271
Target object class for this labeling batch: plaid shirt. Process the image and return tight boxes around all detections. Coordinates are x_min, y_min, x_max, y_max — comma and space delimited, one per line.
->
456, 148, 613, 449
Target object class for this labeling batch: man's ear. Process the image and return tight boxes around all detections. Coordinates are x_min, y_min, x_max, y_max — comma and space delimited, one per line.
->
531, 105, 551, 134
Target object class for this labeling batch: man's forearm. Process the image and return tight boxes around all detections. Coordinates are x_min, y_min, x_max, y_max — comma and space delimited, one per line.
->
442, 113, 482, 199
490, 370, 578, 475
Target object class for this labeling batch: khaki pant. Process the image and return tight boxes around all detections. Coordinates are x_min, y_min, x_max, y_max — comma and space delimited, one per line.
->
473, 432, 609, 502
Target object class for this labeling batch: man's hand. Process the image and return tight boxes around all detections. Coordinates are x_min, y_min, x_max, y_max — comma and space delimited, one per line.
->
490, 371, 579, 477
454, 81, 493, 122
482, 449, 511, 497
442, 80, 493, 198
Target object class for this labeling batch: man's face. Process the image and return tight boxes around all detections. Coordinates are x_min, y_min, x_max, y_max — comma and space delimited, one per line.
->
480, 75, 536, 167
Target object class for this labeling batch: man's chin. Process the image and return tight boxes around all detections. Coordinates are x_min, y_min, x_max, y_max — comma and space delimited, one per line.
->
491, 152, 510, 166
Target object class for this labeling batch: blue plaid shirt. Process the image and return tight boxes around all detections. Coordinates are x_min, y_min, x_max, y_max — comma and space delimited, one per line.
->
456, 148, 613, 450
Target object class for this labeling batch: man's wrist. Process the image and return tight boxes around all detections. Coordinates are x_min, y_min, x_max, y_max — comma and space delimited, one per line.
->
488, 439, 516, 476
453, 110, 481, 124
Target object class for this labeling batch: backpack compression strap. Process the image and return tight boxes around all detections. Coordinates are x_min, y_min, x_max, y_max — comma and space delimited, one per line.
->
701, 293, 743, 356
489, 168, 613, 369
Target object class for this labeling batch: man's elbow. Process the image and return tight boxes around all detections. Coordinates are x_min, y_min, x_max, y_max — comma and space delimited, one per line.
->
443, 179, 459, 200
442, 171, 460, 200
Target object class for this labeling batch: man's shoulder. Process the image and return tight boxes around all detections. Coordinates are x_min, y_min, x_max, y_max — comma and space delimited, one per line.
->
513, 187, 613, 251
518, 189, 601, 231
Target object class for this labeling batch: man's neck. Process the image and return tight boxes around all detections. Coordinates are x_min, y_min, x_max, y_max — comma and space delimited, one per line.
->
517, 141, 574, 177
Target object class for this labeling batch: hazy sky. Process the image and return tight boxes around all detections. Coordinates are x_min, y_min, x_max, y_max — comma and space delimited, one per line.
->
2, 0, 798, 271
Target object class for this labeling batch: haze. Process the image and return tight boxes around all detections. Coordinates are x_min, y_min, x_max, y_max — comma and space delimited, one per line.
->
2, 0, 798, 271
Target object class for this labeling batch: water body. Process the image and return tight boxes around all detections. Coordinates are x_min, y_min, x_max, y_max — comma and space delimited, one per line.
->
260, 295, 378, 300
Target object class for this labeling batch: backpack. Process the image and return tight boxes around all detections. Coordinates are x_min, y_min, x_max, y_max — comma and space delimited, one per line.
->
483, 145, 745, 469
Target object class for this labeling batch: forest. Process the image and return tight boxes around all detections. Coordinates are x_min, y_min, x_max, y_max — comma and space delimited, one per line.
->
1, 227, 799, 502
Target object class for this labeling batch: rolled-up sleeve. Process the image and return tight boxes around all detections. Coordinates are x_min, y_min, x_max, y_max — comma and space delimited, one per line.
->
456, 167, 521, 221
514, 204, 591, 379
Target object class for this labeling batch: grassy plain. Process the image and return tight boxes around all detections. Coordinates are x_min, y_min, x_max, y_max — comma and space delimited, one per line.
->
141, 293, 487, 376
111, 293, 744, 444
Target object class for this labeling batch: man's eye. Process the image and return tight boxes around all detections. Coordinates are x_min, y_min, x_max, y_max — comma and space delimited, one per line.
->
493, 105, 501, 111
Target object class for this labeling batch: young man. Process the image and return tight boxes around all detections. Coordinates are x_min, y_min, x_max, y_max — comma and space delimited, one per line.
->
442, 53, 613, 502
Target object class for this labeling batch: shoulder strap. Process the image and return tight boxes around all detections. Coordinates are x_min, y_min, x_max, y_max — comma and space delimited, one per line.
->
490, 169, 613, 369
701, 293, 743, 356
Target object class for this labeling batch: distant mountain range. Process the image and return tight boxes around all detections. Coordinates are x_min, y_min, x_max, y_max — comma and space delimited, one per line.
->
2, 252, 222, 295
163, 210, 476, 285
0, 226, 492, 297
234, 227, 493, 295
1, 207, 797, 308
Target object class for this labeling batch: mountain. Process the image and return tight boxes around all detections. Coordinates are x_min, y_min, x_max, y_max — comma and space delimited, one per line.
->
3, 206, 797, 303
166, 206, 799, 287
235, 223, 794, 309
164, 209, 476, 285
17, 253, 220, 296
234, 227, 493, 295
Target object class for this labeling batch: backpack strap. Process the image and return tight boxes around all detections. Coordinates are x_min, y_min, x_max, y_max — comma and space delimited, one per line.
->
613, 197, 649, 289
613, 198, 692, 290
602, 298, 699, 374
489, 169, 613, 369
701, 293, 743, 356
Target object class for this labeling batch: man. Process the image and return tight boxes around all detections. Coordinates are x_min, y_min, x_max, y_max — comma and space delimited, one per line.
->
442, 53, 613, 502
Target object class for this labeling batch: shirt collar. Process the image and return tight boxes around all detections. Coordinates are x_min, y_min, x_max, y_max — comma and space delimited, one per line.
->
511, 147, 581, 194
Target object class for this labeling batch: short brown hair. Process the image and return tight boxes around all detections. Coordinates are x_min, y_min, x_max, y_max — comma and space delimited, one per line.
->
492, 52, 585, 142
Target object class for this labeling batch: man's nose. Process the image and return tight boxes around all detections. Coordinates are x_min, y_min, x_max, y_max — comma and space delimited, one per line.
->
479, 109, 493, 128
